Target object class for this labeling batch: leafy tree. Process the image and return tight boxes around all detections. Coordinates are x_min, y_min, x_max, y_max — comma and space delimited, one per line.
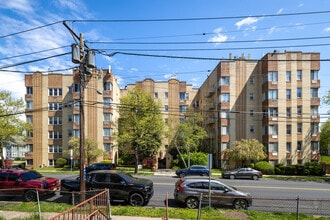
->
0, 90, 31, 167
225, 139, 267, 167
171, 110, 208, 167
66, 137, 103, 166
320, 119, 330, 155
117, 88, 164, 173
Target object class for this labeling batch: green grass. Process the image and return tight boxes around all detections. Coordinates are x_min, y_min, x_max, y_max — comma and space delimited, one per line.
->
0, 203, 329, 220
321, 156, 330, 164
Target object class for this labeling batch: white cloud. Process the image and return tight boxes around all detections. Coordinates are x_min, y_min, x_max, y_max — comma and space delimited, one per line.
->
0, 0, 35, 13
208, 28, 228, 44
277, 8, 283, 14
268, 26, 279, 34
324, 27, 330, 32
235, 17, 259, 29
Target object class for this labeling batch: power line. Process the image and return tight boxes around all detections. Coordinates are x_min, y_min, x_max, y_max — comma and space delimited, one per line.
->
67, 10, 330, 23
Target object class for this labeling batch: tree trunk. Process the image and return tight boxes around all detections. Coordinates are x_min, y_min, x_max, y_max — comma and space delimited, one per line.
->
134, 146, 138, 174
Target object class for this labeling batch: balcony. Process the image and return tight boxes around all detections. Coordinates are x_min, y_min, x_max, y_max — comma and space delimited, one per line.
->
205, 87, 216, 98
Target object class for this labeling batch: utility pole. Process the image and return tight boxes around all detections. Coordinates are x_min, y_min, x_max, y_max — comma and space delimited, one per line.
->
78, 33, 86, 198
64, 21, 95, 201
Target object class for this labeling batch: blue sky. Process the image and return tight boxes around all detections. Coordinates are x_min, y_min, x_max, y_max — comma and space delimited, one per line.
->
1, 0, 330, 119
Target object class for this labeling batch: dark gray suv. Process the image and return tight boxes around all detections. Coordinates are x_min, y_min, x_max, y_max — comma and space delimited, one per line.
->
174, 177, 252, 209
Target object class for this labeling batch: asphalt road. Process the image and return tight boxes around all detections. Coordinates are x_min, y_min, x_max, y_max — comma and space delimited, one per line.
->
2, 174, 329, 216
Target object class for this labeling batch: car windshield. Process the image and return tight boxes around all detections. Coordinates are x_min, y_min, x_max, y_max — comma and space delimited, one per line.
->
20, 171, 43, 181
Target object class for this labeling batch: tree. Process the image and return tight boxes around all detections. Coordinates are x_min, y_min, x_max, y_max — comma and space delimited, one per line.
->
117, 88, 164, 173
225, 139, 267, 167
67, 137, 103, 166
172, 110, 208, 167
0, 90, 31, 168
320, 119, 330, 155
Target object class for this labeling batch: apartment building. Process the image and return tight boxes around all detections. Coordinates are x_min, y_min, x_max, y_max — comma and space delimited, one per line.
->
24, 68, 120, 168
123, 76, 198, 168
193, 51, 320, 169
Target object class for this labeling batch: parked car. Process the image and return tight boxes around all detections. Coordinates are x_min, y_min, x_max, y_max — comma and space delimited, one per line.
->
222, 168, 263, 180
60, 170, 154, 206
85, 162, 116, 173
174, 177, 252, 209
175, 165, 210, 178
0, 169, 60, 202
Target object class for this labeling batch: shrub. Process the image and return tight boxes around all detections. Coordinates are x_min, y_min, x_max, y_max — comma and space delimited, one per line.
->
304, 162, 325, 176
173, 152, 208, 168
295, 164, 305, 175
275, 164, 285, 175
285, 165, 296, 175
55, 158, 67, 168
255, 161, 274, 174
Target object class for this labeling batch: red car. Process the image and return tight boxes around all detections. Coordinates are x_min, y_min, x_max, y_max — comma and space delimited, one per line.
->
0, 169, 60, 201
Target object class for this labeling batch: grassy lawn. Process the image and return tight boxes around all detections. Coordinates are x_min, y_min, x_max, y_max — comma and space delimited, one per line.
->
0, 202, 329, 220
321, 155, 330, 164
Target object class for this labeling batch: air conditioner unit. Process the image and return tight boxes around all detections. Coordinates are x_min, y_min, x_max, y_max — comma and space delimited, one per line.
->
272, 81, 278, 85
312, 151, 317, 154
311, 80, 317, 83
311, 115, 317, 119
272, 117, 278, 121
272, 135, 278, 139
272, 151, 278, 156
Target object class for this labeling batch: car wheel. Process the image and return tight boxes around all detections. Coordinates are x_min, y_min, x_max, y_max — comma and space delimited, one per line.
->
129, 193, 145, 206
233, 199, 248, 210
24, 190, 38, 202
201, 173, 208, 176
229, 174, 235, 180
252, 175, 259, 180
185, 196, 199, 209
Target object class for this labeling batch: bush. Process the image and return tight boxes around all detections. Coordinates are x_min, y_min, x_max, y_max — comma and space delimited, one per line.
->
172, 152, 208, 168
275, 164, 285, 175
304, 162, 325, 176
56, 158, 67, 168
255, 161, 274, 174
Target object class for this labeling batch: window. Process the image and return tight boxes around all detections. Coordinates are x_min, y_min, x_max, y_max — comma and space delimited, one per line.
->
311, 141, 319, 152
297, 106, 302, 116
297, 123, 302, 133
104, 143, 113, 152
219, 76, 230, 87
48, 102, 62, 111
103, 128, 112, 137
221, 126, 229, 135
179, 105, 188, 113
286, 89, 291, 100
26, 115, 33, 124
286, 71, 291, 82
48, 145, 62, 153
26, 87, 33, 94
249, 76, 254, 84
268, 90, 278, 100
297, 88, 302, 98
48, 131, 62, 139
268, 71, 278, 82
297, 141, 302, 151
250, 125, 255, 133
286, 125, 291, 135
26, 101, 33, 110
104, 98, 112, 108
164, 92, 168, 99
49, 88, 62, 96
179, 92, 188, 101
48, 117, 62, 125
49, 160, 55, 166
103, 82, 113, 91
311, 123, 319, 135
249, 93, 254, 100
220, 93, 230, 102
164, 105, 168, 112
310, 70, 318, 81
286, 107, 291, 118
264, 107, 278, 118
250, 110, 254, 116
73, 129, 80, 137
311, 106, 318, 116
286, 142, 292, 153
73, 84, 80, 92
104, 113, 112, 122
269, 142, 278, 153
310, 88, 318, 98
269, 125, 278, 135
220, 110, 229, 118
154, 92, 158, 98
297, 70, 302, 80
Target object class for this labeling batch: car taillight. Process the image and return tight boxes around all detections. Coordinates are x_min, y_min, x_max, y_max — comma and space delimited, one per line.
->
176, 181, 184, 192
